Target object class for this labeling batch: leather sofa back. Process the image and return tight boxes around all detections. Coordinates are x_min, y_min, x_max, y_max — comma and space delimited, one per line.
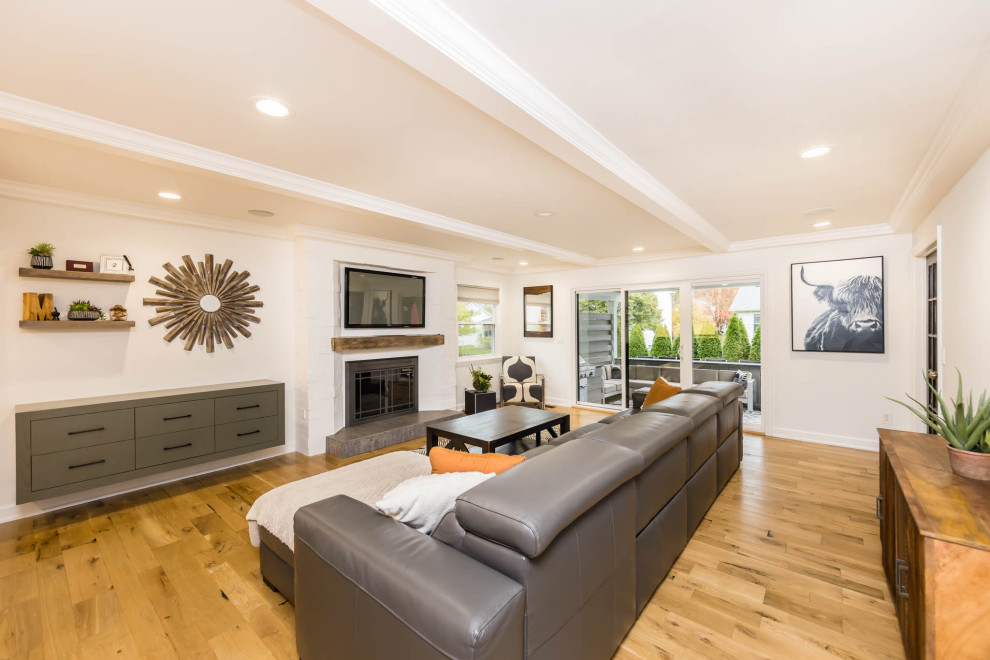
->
455, 437, 641, 558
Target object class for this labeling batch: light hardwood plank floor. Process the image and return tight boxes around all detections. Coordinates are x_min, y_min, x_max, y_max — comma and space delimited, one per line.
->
0, 407, 904, 659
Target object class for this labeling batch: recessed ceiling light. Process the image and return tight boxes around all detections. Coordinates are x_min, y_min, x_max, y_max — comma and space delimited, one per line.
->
632, 247, 644, 252
519, 261, 528, 266
253, 98, 291, 118
535, 210, 554, 217
813, 221, 832, 228
804, 206, 835, 216
800, 145, 833, 159
491, 257, 504, 261
248, 209, 275, 217
158, 191, 181, 200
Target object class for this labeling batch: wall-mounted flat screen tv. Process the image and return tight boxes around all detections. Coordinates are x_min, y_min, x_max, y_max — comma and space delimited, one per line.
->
344, 267, 426, 329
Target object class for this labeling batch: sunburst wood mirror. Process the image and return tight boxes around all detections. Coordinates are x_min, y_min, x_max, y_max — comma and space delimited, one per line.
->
142, 254, 262, 352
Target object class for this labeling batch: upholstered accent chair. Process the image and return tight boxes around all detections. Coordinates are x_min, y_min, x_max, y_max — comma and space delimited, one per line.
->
500, 355, 545, 409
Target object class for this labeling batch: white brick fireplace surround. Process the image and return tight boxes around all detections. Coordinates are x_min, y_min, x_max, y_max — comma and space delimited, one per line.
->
293, 237, 459, 456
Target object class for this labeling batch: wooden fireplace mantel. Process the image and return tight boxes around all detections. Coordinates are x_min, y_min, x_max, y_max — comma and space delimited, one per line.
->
331, 334, 445, 352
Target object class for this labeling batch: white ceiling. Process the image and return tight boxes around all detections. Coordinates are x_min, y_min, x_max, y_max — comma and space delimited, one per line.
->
1, 0, 989, 266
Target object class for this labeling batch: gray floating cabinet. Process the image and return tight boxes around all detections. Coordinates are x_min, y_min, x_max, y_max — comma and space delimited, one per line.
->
15, 380, 285, 504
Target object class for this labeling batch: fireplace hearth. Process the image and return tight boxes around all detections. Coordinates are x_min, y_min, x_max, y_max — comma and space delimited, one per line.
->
345, 356, 418, 427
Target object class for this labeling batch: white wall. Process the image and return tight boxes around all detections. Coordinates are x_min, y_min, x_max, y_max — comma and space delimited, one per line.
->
918, 144, 990, 396
452, 267, 514, 408
506, 233, 916, 451
294, 237, 459, 455
1, 197, 296, 521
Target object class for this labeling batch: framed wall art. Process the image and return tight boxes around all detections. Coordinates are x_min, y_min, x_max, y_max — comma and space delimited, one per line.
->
791, 256, 884, 354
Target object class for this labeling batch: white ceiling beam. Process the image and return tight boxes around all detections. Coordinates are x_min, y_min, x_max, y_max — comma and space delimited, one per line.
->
308, 0, 731, 253
0, 92, 597, 266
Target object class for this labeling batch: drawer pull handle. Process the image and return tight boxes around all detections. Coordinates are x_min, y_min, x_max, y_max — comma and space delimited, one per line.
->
69, 459, 106, 470
68, 427, 105, 436
163, 414, 193, 421
875, 495, 883, 521
895, 558, 909, 599
236, 404, 260, 411
163, 442, 193, 451
237, 430, 261, 437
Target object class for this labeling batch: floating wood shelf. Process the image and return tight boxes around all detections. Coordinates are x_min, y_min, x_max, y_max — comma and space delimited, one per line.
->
19, 321, 136, 331
331, 334, 445, 352
18, 268, 135, 283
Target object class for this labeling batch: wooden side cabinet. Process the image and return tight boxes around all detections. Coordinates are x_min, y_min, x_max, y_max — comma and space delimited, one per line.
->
878, 429, 990, 659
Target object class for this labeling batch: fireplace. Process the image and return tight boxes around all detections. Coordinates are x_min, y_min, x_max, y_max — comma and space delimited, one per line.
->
345, 356, 418, 427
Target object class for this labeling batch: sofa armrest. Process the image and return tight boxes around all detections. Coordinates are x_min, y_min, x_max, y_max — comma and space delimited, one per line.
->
294, 495, 525, 660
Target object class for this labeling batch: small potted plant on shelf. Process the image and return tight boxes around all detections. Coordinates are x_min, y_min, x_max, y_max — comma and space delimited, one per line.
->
888, 371, 990, 480
469, 364, 492, 392
67, 300, 103, 321
27, 242, 56, 269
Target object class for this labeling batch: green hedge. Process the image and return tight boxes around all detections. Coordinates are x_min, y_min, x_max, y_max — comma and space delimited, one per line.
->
693, 320, 722, 359
628, 324, 649, 358
650, 324, 674, 358
722, 314, 750, 362
750, 324, 761, 361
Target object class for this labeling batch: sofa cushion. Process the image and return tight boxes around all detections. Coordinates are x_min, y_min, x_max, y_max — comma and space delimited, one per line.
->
717, 370, 736, 382
693, 368, 719, 383
549, 422, 608, 445
598, 409, 639, 424
454, 438, 641, 558
643, 393, 721, 429
660, 366, 680, 383
642, 377, 682, 407
585, 413, 692, 466
686, 381, 744, 406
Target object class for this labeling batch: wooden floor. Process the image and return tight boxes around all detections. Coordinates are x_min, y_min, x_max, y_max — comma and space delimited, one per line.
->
0, 407, 905, 659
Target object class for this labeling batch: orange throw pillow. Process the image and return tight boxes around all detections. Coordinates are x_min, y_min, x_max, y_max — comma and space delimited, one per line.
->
429, 447, 525, 475
643, 377, 682, 408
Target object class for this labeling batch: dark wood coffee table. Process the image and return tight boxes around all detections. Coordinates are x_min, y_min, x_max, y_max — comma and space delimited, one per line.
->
426, 406, 570, 455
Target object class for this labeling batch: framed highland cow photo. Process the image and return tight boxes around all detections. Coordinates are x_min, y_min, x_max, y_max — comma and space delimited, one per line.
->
790, 256, 884, 354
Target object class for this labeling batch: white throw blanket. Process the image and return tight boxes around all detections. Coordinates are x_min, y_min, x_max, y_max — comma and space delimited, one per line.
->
376, 471, 494, 534
246, 451, 431, 550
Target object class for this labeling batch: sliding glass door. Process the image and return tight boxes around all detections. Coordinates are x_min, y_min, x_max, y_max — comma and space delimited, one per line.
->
575, 291, 623, 409
625, 288, 681, 407
691, 282, 763, 431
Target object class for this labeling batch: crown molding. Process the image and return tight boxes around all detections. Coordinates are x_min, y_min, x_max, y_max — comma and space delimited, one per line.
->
887, 41, 990, 233
0, 92, 596, 266
728, 224, 895, 252
320, 0, 729, 253
0, 178, 473, 263
595, 248, 712, 267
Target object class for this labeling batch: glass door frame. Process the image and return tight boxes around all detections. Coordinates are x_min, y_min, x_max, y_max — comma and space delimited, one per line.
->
574, 288, 626, 411
573, 274, 768, 433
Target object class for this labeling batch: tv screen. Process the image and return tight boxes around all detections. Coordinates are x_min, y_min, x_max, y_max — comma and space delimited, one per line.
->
344, 267, 426, 329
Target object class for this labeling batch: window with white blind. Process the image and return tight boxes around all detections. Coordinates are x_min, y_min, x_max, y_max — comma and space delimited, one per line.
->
457, 285, 498, 357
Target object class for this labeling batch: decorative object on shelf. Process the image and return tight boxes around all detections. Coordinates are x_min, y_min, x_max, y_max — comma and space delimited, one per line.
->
791, 256, 884, 354
22, 293, 41, 321
27, 242, 55, 269
468, 364, 492, 392
523, 285, 553, 338
67, 300, 103, 321
100, 255, 127, 274
65, 260, 94, 273
38, 293, 54, 321
109, 304, 128, 321
888, 370, 990, 480
123, 254, 134, 271
142, 254, 263, 352
51, 307, 60, 321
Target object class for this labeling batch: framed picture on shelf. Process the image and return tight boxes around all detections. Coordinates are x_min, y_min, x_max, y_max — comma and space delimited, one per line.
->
790, 255, 884, 354
100, 254, 127, 273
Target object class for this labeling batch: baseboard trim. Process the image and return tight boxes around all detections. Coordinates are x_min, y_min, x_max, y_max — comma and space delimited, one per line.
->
770, 427, 879, 452
0, 445, 291, 525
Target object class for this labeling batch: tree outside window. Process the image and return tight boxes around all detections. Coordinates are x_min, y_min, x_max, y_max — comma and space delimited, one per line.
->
457, 301, 496, 357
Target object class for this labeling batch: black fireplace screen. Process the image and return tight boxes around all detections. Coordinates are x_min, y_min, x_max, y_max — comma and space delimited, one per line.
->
346, 357, 418, 426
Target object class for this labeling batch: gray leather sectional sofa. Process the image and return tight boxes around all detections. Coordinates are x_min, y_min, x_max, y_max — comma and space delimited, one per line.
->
281, 381, 744, 660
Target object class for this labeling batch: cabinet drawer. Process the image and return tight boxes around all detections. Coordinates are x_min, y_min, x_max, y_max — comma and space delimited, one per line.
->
215, 416, 280, 452
135, 399, 214, 437
32, 440, 134, 491
136, 427, 215, 469
215, 390, 278, 425
31, 409, 133, 455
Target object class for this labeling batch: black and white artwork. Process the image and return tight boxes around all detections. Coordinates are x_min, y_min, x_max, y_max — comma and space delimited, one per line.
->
791, 256, 884, 354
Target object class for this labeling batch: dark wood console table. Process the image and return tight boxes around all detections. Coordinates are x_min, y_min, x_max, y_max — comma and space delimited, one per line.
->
878, 428, 990, 659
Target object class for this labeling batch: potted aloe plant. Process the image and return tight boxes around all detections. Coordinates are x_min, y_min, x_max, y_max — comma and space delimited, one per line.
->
27, 242, 55, 269
888, 371, 990, 480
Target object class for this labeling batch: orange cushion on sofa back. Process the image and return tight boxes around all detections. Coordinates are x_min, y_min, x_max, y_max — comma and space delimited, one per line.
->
642, 377, 682, 408
429, 447, 525, 475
